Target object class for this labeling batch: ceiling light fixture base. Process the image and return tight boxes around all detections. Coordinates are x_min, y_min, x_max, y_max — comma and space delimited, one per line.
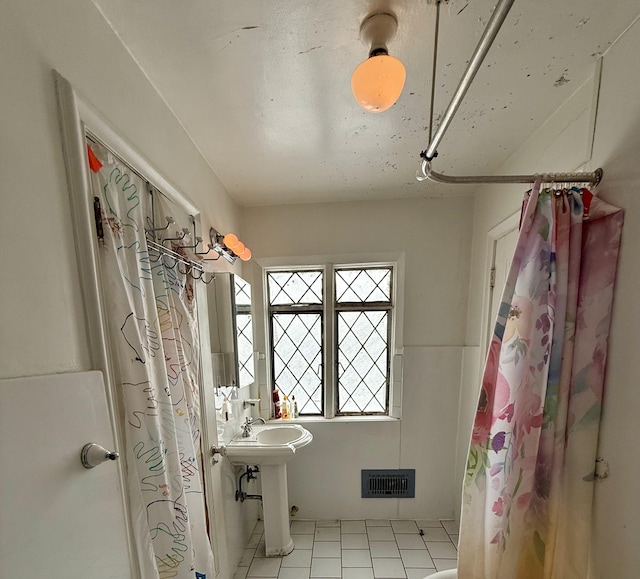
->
359, 12, 398, 56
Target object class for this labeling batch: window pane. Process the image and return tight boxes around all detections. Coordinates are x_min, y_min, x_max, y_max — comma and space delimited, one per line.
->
268, 271, 323, 305
336, 268, 391, 303
234, 276, 252, 306
337, 311, 388, 414
236, 313, 255, 386
272, 313, 322, 414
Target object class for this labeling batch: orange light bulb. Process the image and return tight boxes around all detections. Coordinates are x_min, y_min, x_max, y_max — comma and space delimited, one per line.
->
223, 233, 239, 249
351, 54, 406, 113
239, 248, 252, 262
234, 241, 245, 255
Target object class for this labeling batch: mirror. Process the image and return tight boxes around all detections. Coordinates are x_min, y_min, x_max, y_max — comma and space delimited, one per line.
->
207, 273, 255, 389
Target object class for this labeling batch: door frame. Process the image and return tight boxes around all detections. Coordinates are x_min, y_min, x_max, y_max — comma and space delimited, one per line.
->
55, 71, 229, 579
479, 210, 520, 367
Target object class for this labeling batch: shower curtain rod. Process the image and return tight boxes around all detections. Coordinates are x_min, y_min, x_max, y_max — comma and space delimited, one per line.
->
416, 0, 603, 187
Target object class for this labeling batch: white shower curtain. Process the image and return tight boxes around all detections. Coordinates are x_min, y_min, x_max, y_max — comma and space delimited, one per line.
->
88, 142, 214, 579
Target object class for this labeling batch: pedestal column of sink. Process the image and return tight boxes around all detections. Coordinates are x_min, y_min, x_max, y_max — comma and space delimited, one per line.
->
261, 464, 294, 556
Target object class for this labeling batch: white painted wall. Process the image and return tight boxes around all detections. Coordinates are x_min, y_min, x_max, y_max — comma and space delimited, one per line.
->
0, 1, 252, 575
242, 197, 473, 519
455, 18, 640, 577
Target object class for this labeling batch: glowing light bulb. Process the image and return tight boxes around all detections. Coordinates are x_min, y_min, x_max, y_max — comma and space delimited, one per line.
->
234, 241, 245, 255
239, 248, 252, 262
351, 54, 406, 113
223, 233, 239, 249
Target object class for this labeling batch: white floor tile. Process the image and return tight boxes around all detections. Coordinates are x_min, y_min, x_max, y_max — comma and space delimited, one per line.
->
253, 521, 265, 534
419, 528, 450, 542
367, 527, 395, 541
316, 520, 340, 527
342, 550, 372, 568
248, 557, 282, 577
292, 535, 315, 550
291, 521, 316, 535
239, 547, 258, 567
369, 541, 400, 558
433, 559, 458, 572
341, 520, 367, 534
315, 527, 341, 542
342, 568, 375, 579
241, 518, 458, 579
366, 519, 391, 527
395, 535, 426, 550
372, 558, 406, 578
391, 520, 419, 534
279, 568, 311, 579
313, 542, 341, 558
425, 542, 457, 559
400, 550, 434, 569
310, 558, 342, 578
405, 569, 436, 579
342, 534, 369, 549
441, 520, 460, 535
415, 520, 442, 529
282, 549, 313, 568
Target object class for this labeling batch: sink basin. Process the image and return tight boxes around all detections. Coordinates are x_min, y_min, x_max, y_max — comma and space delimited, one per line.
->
257, 426, 305, 445
226, 424, 313, 466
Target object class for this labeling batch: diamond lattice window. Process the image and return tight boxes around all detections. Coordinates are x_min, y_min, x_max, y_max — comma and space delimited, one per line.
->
268, 271, 324, 415
267, 266, 393, 418
335, 267, 392, 415
234, 276, 255, 387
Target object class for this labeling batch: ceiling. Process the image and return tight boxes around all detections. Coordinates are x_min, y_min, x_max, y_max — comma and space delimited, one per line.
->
93, 0, 640, 206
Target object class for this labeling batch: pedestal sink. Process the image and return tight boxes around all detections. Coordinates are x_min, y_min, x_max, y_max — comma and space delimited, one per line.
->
226, 423, 313, 556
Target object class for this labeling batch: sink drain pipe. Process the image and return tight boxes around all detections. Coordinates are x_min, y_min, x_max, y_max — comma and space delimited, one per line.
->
236, 465, 263, 502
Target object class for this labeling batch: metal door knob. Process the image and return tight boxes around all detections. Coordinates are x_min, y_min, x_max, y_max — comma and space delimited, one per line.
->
81, 443, 120, 469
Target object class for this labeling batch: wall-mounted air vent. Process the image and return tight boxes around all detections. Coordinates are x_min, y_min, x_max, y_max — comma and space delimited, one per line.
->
361, 469, 415, 498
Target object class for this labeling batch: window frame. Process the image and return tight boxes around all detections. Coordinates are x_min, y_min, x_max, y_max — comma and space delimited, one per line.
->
334, 265, 393, 416
264, 261, 401, 420
267, 268, 325, 416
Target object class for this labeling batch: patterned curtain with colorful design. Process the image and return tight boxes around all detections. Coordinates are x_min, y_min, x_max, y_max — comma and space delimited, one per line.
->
459, 183, 623, 578
87, 142, 214, 579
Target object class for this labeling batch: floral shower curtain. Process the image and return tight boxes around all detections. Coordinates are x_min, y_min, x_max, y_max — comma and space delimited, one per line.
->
459, 183, 624, 578
88, 143, 214, 579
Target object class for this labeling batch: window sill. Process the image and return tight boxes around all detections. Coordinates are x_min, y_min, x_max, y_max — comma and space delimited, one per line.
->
266, 415, 399, 425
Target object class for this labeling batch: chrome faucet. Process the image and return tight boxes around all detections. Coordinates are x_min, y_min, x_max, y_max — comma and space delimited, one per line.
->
241, 416, 266, 437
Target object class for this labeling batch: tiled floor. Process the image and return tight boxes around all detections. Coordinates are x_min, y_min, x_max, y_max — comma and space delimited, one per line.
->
234, 519, 459, 579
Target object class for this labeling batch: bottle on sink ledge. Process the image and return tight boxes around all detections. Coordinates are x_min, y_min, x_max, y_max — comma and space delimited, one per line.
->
282, 395, 291, 420
272, 388, 281, 419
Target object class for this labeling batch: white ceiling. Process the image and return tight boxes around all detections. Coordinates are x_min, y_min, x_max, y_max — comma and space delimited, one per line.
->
94, 0, 640, 206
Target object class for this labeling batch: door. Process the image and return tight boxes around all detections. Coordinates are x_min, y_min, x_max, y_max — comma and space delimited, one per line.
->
0, 371, 132, 578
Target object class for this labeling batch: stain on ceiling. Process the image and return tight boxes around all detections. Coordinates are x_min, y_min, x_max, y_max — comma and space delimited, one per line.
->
93, 0, 640, 206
